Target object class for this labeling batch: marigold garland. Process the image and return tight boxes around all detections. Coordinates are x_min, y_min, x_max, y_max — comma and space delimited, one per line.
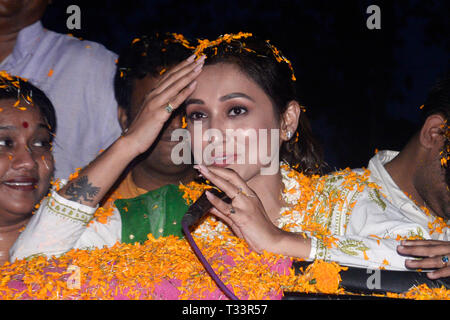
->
189, 32, 297, 81
439, 121, 450, 168
403, 191, 448, 236
0, 70, 33, 111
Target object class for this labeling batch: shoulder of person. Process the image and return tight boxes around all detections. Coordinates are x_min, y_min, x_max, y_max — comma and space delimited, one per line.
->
44, 29, 118, 65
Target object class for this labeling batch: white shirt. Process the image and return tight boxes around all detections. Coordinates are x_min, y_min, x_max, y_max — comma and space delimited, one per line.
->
298, 150, 449, 270
0, 21, 122, 179
365, 150, 448, 238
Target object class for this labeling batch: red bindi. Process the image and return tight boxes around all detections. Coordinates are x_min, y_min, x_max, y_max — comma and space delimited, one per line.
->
22, 121, 28, 128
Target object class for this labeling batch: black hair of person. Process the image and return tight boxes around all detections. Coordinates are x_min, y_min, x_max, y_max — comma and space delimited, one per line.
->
420, 73, 450, 187
0, 72, 56, 141
421, 74, 450, 122
113, 33, 193, 118
199, 35, 325, 175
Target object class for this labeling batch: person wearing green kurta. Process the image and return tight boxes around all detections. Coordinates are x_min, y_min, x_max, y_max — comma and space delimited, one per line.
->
114, 184, 189, 244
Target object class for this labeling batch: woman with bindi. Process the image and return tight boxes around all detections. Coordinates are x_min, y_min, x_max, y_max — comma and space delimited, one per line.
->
0, 72, 56, 265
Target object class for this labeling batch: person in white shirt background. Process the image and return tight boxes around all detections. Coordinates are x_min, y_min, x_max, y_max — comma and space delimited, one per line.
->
383, 74, 450, 279
0, 0, 121, 180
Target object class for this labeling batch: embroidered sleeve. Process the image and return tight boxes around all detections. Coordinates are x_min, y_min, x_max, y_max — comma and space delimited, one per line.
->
47, 190, 97, 225
310, 200, 433, 271
312, 235, 408, 270
9, 182, 119, 262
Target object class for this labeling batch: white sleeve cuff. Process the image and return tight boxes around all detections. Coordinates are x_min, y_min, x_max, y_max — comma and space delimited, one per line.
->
307, 236, 318, 261
48, 190, 98, 225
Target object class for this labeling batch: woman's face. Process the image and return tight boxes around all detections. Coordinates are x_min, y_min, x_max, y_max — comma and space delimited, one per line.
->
185, 63, 282, 181
0, 99, 54, 226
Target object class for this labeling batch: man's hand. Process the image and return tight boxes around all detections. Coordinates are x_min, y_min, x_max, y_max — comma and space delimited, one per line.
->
397, 240, 450, 279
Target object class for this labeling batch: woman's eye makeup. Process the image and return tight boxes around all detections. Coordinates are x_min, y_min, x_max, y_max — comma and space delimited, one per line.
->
187, 111, 207, 121
187, 105, 249, 121
228, 105, 248, 117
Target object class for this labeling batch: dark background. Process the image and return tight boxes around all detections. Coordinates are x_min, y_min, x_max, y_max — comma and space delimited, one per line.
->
42, 0, 450, 171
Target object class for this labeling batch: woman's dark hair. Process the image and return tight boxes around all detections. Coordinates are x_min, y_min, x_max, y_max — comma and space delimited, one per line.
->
0, 72, 57, 140
114, 32, 193, 116
200, 35, 325, 175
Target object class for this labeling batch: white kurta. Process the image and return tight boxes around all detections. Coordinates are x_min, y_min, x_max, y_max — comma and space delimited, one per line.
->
285, 150, 448, 270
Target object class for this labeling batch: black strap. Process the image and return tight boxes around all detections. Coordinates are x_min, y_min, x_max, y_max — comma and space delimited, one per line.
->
282, 261, 450, 299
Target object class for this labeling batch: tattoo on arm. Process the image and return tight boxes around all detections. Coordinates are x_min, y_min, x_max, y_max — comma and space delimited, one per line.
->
64, 176, 101, 203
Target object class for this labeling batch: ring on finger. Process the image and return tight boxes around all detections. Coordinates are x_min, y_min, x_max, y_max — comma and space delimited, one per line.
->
165, 103, 174, 113
232, 187, 243, 199
229, 206, 236, 214
236, 187, 256, 199
242, 190, 256, 198
442, 255, 449, 267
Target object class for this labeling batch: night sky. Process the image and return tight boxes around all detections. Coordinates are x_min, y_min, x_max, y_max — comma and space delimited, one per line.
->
42, 0, 450, 171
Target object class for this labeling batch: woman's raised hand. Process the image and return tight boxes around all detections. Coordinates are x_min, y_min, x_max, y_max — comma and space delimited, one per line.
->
123, 54, 204, 156
58, 55, 204, 207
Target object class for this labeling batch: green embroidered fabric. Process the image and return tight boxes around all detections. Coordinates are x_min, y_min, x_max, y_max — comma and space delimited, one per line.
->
115, 184, 189, 244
